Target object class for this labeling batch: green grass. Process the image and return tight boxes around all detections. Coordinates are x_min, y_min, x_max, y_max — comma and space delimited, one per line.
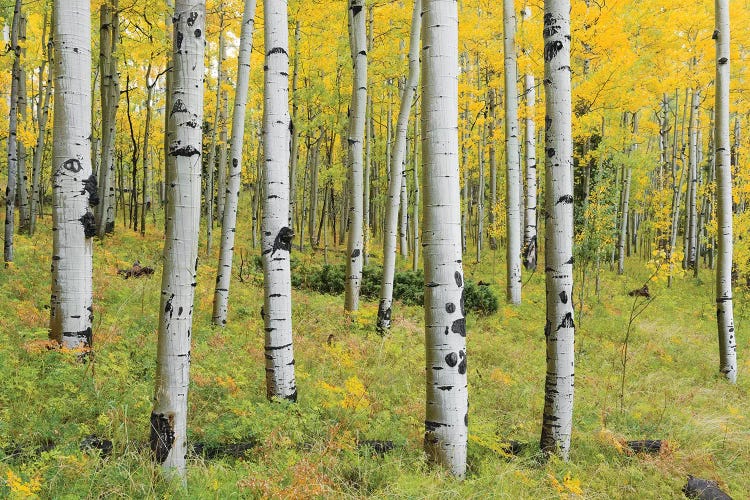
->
0, 209, 748, 498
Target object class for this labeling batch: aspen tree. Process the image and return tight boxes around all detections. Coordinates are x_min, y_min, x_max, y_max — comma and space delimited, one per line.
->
96, 0, 119, 237
213, 0, 258, 327
49, 0, 96, 348
377, 0, 421, 331
523, 73, 537, 270
540, 0, 575, 460
714, 0, 737, 383
504, 0, 522, 303
4, 0, 21, 263
422, 0, 468, 478
150, 1, 205, 476
345, 0, 367, 312
30, 12, 52, 236
261, 0, 297, 401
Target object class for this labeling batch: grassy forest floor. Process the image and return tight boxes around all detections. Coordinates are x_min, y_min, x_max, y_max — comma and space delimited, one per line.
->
1, 206, 749, 499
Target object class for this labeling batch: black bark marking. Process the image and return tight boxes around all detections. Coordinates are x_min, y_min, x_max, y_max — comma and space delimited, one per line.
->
544, 40, 564, 62
546, 147, 556, 158
559, 291, 568, 304
464, 413, 468, 426
82, 174, 99, 206
351, 248, 361, 258
186, 11, 198, 27
557, 194, 573, 205
454, 271, 463, 287
376, 301, 391, 325
68, 327, 92, 346
178, 306, 184, 317
460, 289, 466, 316
712, 30, 719, 40
232, 158, 238, 169
165, 293, 175, 317
424, 420, 446, 432
437, 385, 453, 391
284, 389, 298, 402
557, 312, 574, 331
458, 350, 467, 375
718, 57, 728, 65
176, 31, 183, 50
150, 412, 175, 464
263, 226, 294, 256
451, 317, 466, 337
170, 145, 200, 157
267, 47, 288, 56
351, 4, 363, 15
544, 320, 551, 339
62, 158, 83, 173
171, 98, 188, 116
194, 29, 202, 38
445, 352, 458, 367
446, 302, 456, 314
79, 212, 96, 238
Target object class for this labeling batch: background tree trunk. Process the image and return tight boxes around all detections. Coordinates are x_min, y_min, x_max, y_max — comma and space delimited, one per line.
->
523, 73, 537, 270
212, 0, 257, 326
504, 0, 522, 303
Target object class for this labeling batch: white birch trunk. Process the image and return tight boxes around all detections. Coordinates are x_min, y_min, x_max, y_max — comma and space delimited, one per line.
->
261, 0, 297, 401
523, 73, 537, 270
377, 0, 420, 331
540, 0, 575, 460
289, 20, 300, 230
714, 0, 737, 383
4, 0, 21, 263
17, 10, 30, 233
400, 165, 409, 256
217, 36, 229, 223
412, 99, 420, 272
344, 0, 367, 312
96, 0, 119, 237
488, 88, 497, 251
212, 0, 257, 326
504, 0, 522, 304
150, 1, 205, 477
476, 126, 485, 263
422, 0, 467, 478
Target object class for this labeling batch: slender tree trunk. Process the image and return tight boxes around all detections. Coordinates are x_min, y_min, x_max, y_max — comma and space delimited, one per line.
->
288, 20, 300, 229
412, 99, 420, 272
96, 0, 119, 237
422, 0, 467, 479
476, 124, 485, 263
217, 39, 229, 223
212, 0, 257, 326
523, 73, 537, 270
504, 0, 522, 303
4, 0, 22, 263
714, 0, 737, 383
205, 13, 225, 255
17, 9, 30, 233
50, 0, 96, 349
344, 0, 367, 312
30, 14, 53, 236
150, 1, 205, 477
140, 64, 155, 237
377, 0, 420, 331
687, 89, 700, 269
309, 130, 321, 248
540, 0, 575, 461
400, 156, 409, 256
488, 87, 498, 250
261, 0, 297, 401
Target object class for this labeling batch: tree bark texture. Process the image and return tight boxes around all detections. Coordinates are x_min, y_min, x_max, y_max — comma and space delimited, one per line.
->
523, 73, 537, 270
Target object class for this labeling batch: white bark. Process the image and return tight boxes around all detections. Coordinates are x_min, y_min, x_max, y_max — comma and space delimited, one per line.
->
400, 163, 409, 256
50, 0, 95, 349
687, 89, 700, 269
30, 19, 52, 236
714, 0, 737, 383
523, 73, 537, 270
4, 0, 21, 263
504, 0, 522, 304
288, 20, 300, 230
412, 99, 420, 272
96, 0, 119, 237
217, 36, 229, 223
261, 0, 297, 401
17, 10, 29, 232
212, 0, 257, 326
344, 0, 367, 312
617, 167, 631, 275
377, 0, 420, 331
540, 0, 575, 460
476, 125, 485, 263
422, 0, 467, 478
150, 1, 205, 477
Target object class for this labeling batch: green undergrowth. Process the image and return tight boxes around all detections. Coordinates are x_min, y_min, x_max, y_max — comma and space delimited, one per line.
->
0, 211, 748, 498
